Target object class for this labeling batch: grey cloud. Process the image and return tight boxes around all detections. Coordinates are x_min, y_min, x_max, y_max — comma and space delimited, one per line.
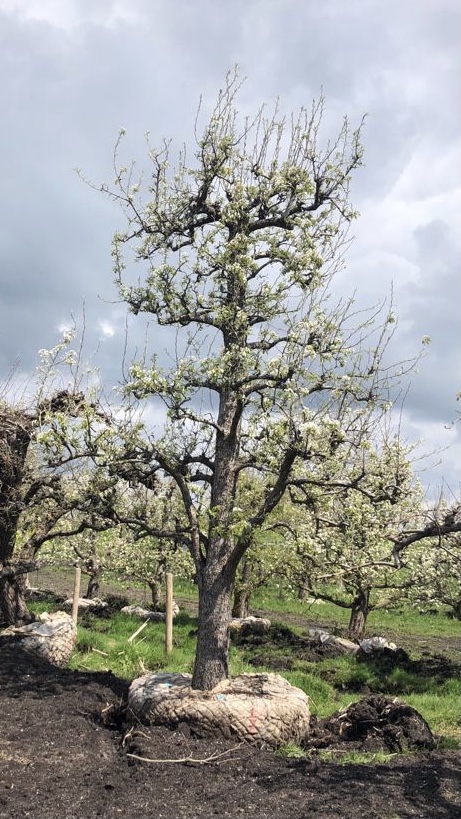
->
0, 0, 459, 490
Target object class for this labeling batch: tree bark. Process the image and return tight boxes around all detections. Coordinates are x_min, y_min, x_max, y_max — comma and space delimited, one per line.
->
85, 571, 101, 599
148, 578, 162, 609
191, 558, 234, 690
191, 384, 243, 690
347, 588, 370, 639
0, 570, 34, 626
232, 556, 252, 618
232, 586, 251, 619
0, 409, 33, 625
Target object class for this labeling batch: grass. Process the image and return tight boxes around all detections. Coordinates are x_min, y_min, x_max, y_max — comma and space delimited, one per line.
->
314, 749, 398, 765
67, 610, 197, 678
251, 584, 460, 640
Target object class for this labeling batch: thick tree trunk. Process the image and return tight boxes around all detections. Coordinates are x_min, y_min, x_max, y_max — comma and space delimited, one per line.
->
347, 588, 370, 639
0, 529, 34, 627
192, 562, 234, 690
0, 410, 33, 625
0, 571, 34, 626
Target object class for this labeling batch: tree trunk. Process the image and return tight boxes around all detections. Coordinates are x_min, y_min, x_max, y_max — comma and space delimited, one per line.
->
83, 553, 103, 599
192, 561, 234, 690
232, 586, 250, 619
0, 409, 33, 625
85, 573, 101, 599
148, 578, 161, 609
347, 588, 370, 639
297, 585, 309, 601
232, 556, 252, 618
0, 532, 34, 627
191, 386, 243, 690
0, 571, 34, 626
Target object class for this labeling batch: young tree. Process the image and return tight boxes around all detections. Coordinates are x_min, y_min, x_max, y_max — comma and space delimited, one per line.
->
104, 480, 194, 607
99, 71, 411, 689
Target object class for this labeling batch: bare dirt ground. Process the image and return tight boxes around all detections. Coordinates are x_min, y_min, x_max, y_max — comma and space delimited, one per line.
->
0, 643, 460, 819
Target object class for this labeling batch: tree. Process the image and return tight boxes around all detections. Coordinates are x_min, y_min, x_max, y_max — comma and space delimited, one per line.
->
101, 480, 194, 607
0, 336, 116, 625
99, 71, 411, 689
407, 534, 460, 619
286, 438, 426, 637
391, 498, 461, 619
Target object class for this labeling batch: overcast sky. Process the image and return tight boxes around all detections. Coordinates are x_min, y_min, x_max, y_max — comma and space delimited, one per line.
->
0, 0, 459, 496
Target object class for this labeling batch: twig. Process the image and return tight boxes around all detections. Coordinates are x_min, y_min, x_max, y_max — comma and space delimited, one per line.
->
128, 618, 150, 643
126, 743, 243, 765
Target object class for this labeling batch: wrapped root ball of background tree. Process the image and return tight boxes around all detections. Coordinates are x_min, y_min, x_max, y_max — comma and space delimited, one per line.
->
128, 672, 310, 747
0, 611, 76, 667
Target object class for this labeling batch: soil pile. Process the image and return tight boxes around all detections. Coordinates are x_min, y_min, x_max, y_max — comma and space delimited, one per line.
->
306, 695, 436, 753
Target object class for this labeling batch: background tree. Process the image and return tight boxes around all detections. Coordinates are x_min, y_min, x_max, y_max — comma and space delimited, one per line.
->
286, 437, 426, 637
407, 532, 460, 620
0, 336, 115, 625
98, 71, 415, 689
104, 480, 194, 607
390, 497, 461, 620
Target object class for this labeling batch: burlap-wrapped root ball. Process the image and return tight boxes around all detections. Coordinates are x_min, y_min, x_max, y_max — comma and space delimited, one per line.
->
1, 611, 77, 667
128, 671, 310, 747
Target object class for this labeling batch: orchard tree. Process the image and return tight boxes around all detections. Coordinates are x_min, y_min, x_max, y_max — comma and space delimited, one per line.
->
287, 439, 461, 637
231, 482, 302, 617
408, 532, 460, 619
391, 498, 461, 619
0, 336, 115, 625
288, 438, 426, 637
98, 71, 413, 689
105, 480, 194, 607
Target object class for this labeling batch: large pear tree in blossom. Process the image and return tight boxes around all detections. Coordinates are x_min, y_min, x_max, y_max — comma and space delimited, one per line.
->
100, 72, 410, 689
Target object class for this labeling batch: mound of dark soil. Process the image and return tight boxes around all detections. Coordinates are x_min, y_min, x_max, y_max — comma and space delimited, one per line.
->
0, 645, 460, 819
306, 695, 436, 753
234, 623, 349, 665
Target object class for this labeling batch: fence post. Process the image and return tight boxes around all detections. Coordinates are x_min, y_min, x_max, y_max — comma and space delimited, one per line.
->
72, 564, 82, 625
165, 572, 173, 654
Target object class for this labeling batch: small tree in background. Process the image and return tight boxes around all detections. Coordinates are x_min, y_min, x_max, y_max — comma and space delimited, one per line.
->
97, 71, 419, 689
286, 438, 425, 637
391, 498, 461, 620
408, 533, 460, 620
106, 480, 194, 607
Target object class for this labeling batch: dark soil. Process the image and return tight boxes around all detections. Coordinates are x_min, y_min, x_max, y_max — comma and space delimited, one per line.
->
0, 644, 460, 819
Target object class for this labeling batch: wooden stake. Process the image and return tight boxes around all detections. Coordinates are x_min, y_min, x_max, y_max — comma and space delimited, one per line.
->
72, 564, 82, 625
165, 572, 173, 654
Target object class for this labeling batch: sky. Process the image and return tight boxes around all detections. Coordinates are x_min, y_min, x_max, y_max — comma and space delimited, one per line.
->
0, 0, 459, 497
